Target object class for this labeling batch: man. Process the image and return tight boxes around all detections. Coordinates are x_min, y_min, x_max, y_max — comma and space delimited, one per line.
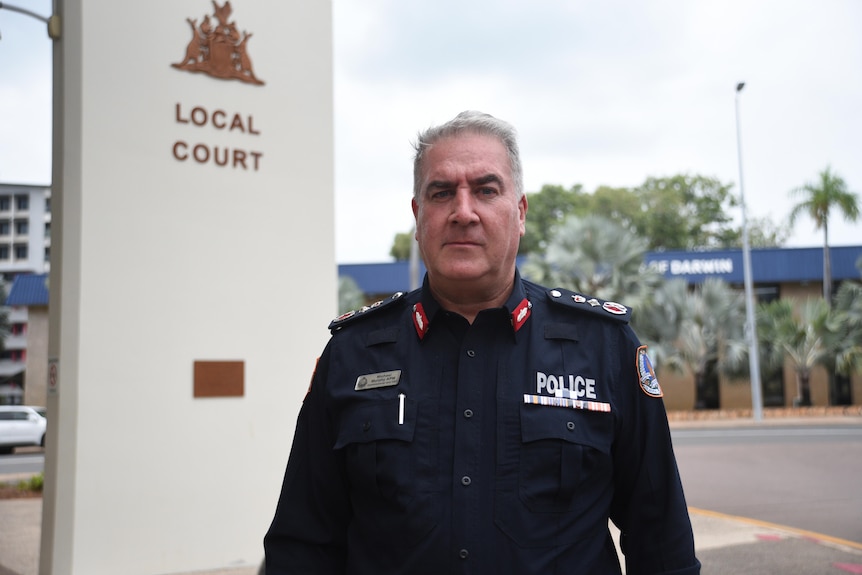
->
264, 111, 700, 574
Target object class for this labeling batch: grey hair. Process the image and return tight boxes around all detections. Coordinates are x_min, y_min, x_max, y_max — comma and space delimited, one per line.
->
412, 110, 524, 200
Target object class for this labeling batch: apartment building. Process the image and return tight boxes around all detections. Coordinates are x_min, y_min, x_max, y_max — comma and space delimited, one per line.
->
0, 183, 51, 404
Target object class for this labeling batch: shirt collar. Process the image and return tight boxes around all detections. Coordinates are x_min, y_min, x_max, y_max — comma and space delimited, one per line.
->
412, 269, 531, 340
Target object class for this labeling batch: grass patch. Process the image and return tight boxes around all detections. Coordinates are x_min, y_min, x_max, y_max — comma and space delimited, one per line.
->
17, 473, 43, 493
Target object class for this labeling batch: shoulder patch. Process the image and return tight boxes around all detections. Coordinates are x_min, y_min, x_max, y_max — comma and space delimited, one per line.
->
328, 291, 407, 333
636, 345, 663, 397
545, 288, 632, 324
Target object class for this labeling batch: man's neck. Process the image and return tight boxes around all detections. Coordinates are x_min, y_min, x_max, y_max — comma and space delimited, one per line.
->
428, 276, 516, 324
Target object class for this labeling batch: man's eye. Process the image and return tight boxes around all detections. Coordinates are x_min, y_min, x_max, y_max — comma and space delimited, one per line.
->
478, 187, 498, 196
431, 190, 453, 200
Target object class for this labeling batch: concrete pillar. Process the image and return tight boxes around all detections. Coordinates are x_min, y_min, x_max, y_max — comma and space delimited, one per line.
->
42, 1, 335, 572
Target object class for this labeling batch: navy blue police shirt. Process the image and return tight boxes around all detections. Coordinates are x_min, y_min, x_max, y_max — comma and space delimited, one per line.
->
264, 272, 700, 574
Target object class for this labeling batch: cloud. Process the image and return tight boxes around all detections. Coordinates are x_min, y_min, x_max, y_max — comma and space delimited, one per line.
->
332, 0, 862, 261
2, 0, 860, 261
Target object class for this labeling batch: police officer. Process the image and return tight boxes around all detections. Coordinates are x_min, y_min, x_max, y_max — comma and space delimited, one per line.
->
264, 111, 701, 574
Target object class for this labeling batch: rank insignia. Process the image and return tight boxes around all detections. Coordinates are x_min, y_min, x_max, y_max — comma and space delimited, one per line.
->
328, 292, 406, 332
546, 287, 631, 324
511, 298, 532, 332
603, 301, 627, 315
413, 302, 429, 340
636, 346, 663, 398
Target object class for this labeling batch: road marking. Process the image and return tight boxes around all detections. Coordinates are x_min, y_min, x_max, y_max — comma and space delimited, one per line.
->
688, 507, 862, 551
674, 428, 862, 439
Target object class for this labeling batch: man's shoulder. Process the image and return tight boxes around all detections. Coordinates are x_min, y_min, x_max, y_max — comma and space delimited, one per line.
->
526, 281, 632, 324
327, 290, 415, 334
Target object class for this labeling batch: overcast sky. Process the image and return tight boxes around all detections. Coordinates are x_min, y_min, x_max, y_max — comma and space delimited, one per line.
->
2, 0, 860, 263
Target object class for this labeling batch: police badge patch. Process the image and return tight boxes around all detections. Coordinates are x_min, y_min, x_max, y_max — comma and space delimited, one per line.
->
636, 346, 663, 398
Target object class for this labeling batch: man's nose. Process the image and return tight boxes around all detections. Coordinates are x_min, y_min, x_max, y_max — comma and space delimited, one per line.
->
450, 189, 479, 224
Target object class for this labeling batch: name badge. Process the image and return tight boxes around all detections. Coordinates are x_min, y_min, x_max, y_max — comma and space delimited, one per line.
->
355, 370, 401, 391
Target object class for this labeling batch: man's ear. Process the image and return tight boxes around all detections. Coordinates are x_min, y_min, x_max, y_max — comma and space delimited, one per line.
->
518, 194, 528, 236
412, 198, 420, 239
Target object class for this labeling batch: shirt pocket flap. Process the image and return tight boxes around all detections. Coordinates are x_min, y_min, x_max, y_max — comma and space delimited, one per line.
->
334, 399, 417, 449
519, 403, 612, 454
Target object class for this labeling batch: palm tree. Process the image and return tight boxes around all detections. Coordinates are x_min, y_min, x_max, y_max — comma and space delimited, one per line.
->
630, 278, 689, 374
831, 281, 862, 379
522, 214, 662, 309
757, 298, 837, 407
338, 275, 366, 315
788, 167, 860, 304
664, 278, 748, 409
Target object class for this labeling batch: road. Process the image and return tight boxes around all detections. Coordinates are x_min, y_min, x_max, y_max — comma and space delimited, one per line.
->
2, 424, 860, 545
0, 450, 43, 477
672, 424, 862, 544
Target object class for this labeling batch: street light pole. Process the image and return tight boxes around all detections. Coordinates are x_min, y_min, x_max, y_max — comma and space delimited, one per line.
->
2, 0, 64, 569
735, 82, 764, 422
0, 2, 61, 39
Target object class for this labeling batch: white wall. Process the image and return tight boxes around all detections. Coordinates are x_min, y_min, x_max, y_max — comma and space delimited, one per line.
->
43, 1, 335, 573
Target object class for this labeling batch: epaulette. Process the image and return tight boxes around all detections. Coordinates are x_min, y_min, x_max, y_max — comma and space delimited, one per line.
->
328, 291, 408, 333
545, 287, 631, 324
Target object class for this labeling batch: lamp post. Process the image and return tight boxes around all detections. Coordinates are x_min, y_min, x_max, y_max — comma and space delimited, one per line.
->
2, 2, 63, 570
0, 2, 61, 39
735, 82, 764, 422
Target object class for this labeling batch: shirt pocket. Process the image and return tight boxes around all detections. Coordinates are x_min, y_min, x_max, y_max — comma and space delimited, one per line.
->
495, 403, 614, 547
334, 398, 438, 547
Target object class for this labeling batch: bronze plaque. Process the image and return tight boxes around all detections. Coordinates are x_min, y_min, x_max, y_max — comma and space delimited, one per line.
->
194, 360, 244, 398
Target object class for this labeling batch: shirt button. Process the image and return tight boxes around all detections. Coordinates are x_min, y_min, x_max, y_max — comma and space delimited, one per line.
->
363, 421, 372, 432
461, 476, 472, 486
466, 349, 476, 357
567, 421, 575, 431
459, 549, 469, 560
463, 409, 473, 418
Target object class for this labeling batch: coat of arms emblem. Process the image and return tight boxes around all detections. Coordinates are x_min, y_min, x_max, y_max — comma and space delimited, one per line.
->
172, 1, 264, 86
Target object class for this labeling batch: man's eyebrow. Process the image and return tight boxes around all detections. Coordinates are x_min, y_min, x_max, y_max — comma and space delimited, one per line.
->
424, 174, 503, 193
471, 174, 503, 187
425, 180, 454, 191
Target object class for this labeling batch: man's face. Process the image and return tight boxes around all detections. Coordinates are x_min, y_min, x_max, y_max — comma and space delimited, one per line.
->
412, 133, 527, 295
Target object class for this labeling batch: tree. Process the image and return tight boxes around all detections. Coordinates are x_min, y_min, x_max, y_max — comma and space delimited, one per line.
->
586, 176, 788, 251
633, 175, 740, 250
831, 281, 862, 378
521, 214, 662, 310
519, 184, 585, 254
395, 172, 789, 258
394, 171, 787, 259
519, 174, 764, 253
389, 231, 414, 261
338, 275, 366, 314
629, 278, 689, 374
744, 216, 792, 248
757, 298, 838, 406
580, 185, 643, 238
788, 167, 860, 304
521, 214, 750, 409
660, 278, 747, 409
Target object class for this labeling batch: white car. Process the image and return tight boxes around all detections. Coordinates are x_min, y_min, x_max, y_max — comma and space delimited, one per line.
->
0, 405, 47, 454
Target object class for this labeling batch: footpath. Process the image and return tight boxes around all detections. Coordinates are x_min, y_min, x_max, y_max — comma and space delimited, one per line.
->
2, 408, 861, 575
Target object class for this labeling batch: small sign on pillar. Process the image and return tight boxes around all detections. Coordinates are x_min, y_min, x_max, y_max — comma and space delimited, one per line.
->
193, 360, 244, 398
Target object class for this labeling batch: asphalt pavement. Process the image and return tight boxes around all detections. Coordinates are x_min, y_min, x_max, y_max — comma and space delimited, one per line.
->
2, 413, 861, 575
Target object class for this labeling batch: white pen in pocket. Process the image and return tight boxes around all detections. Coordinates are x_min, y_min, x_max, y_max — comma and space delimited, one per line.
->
398, 393, 405, 425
